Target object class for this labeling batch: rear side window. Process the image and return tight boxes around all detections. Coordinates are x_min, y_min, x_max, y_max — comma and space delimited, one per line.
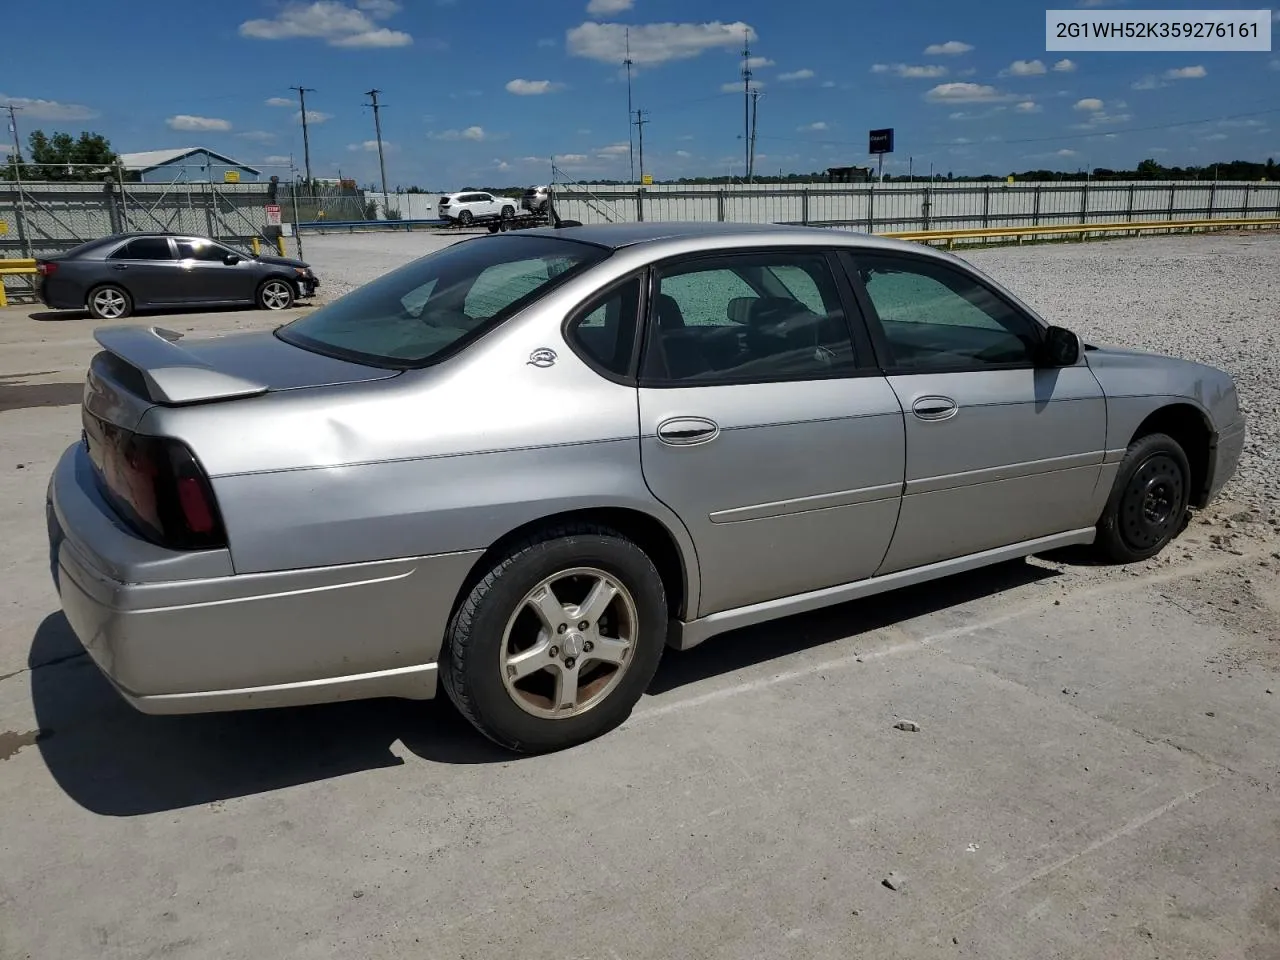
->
566, 277, 642, 378
277, 235, 609, 367
110, 238, 174, 260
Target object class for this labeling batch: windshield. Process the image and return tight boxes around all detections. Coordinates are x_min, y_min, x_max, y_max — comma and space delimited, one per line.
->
276, 235, 608, 368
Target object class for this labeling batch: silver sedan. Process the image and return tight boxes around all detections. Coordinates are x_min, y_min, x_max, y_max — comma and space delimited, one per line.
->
46, 222, 1246, 752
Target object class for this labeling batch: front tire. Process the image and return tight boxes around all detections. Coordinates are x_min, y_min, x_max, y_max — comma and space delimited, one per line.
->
441, 525, 668, 753
257, 278, 295, 311
87, 284, 133, 320
1095, 432, 1192, 563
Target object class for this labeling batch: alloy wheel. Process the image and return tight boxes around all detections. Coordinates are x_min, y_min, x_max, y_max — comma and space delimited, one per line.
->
261, 281, 292, 310
499, 567, 638, 719
91, 288, 127, 319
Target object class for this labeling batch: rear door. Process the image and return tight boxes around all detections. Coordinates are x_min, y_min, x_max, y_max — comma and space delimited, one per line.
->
174, 237, 256, 303
842, 249, 1106, 574
636, 248, 906, 618
105, 237, 181, 305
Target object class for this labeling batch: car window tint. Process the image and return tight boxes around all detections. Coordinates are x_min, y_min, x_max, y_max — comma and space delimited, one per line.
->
567, 277, 641, 377
464, 256, 579, 319
175, 239, 231, 261
112, 238, 174, 260
642, 253, 858, 384
277, 235, 606, 367
853, 255, 1038, 370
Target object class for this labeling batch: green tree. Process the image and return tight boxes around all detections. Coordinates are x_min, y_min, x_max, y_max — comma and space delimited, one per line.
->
4, 129, 120, 181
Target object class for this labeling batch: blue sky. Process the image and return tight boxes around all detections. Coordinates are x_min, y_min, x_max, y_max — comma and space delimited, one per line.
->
2, 0, 1277, 187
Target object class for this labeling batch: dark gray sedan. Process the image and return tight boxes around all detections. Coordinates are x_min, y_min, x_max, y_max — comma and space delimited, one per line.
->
36, 232, 319, 319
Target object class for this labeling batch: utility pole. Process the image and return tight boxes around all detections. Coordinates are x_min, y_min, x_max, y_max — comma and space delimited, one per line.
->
290, 86, 316, 185
624, 27, 635, 184
741, 29, 753, 180
748, 90, 760, 181
634, 109, 649, 183
364, 88, 390, 210
4, 103, 32, 258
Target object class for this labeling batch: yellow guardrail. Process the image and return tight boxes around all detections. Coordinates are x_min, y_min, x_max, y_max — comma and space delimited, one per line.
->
882, 217, 1280, 247
0, 258, 37, 308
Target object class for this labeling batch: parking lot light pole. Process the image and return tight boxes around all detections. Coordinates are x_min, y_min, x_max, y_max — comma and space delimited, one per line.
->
291, 86, 316, 185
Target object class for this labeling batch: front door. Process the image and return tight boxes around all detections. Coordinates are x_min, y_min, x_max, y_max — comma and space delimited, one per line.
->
843, 250, 1107, 574
174, 238, 256, 302
636, 249, 906, 618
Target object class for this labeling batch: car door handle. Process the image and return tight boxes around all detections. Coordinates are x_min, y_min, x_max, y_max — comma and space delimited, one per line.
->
657, 417, 719, 446
911, 396, 958, 421
111, 264, 128, 271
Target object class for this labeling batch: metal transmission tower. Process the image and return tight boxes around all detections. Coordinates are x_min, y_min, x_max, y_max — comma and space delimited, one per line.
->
364, 88, 390, 205
624, 27, 635, 183
290, 86, 316, 184
633, 109, 649, 183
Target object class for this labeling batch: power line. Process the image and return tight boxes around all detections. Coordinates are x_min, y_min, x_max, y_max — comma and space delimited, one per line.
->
364, 88, 390, 204
290, 86, 316, 184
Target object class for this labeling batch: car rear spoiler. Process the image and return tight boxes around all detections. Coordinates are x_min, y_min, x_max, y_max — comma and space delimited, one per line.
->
92, 325, 269, 406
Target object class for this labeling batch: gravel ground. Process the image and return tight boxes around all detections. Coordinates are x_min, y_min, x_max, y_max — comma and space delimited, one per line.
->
301, 229, 1280, 516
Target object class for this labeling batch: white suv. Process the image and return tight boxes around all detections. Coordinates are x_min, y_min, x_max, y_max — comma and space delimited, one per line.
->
437, 191, 517, 225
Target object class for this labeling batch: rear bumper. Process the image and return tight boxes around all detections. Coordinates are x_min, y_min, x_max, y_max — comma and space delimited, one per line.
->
47, 442, 481, 715
1205, 417, 1246, 505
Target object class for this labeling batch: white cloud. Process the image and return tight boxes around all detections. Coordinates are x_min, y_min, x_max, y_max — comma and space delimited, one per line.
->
431, 125, 487, 141
237, 130, 277, 142
1056, 148, 1078, 157
873, 63, 948, 78
1202, 132, 1228, 141
1052, 58, 1077, 72
925, 82, 1009, 103
1015, 100, 1042, 113
778, 68, 814, 81
598, 143, 630, 155
239, 0, 412, 48
263, 155, 292, 164
505, 79, 566, 95
1164, 65, 1206, 79
567, 20, 756, 66
1074, 97, 1104, 111
264, 96, 294, 107
294, 109, 332, 124
347, 139, 392, 151
923, 40, 973, 55
675, 149, 691, 158
721, 80, 765, 92
798, 121, 828, 132
556, 154, 589, 163
821, 80, 836, 88
0, 94, 98, 121
585, 0, 632, 13
167, 114, 232, 132
1003, 59, 1046, 76
1131, 76, 1165, 90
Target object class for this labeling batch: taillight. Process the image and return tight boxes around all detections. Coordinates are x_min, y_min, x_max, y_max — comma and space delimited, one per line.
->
37, 261, 57, 276
84, 414, 227, 550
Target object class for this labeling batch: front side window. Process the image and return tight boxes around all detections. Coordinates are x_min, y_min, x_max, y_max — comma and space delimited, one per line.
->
277, 235, 608, 367
850, 253, 1040, 370
641, 252, 858, 384
175, 239, 235, 261
111, 238, 174, 261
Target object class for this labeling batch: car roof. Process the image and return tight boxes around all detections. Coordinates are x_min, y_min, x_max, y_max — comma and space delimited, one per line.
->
516, 220, 937, 257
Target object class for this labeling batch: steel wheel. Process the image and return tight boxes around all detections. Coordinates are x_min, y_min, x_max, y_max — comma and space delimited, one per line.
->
499, 566, 638, 720
259, 279, 294, 311
89, 286, 130, 319
1119, 452, 1185, 551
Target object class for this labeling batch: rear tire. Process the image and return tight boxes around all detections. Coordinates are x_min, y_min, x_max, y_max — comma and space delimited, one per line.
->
257, 278, 295, 311
86, 285, 133, 320
440, 525, 668, 754
1095, 432, 1192, 563
501, 205, 515, 219
458, 209, 474, 226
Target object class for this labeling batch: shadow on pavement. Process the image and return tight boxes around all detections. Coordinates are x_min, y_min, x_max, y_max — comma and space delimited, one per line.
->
31, 558, 1057, 817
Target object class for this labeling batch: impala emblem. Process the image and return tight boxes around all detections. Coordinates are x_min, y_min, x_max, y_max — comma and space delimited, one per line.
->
527, 347, 558, 368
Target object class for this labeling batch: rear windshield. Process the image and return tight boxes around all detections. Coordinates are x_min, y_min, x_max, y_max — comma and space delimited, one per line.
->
276, 235, 608, 368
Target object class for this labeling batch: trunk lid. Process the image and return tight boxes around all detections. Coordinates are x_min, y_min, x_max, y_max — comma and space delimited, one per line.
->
84, 324, 400, 429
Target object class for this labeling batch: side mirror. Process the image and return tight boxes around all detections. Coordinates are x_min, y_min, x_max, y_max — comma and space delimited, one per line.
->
223, 254, 241, 265
1040, 325, 1080, 367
